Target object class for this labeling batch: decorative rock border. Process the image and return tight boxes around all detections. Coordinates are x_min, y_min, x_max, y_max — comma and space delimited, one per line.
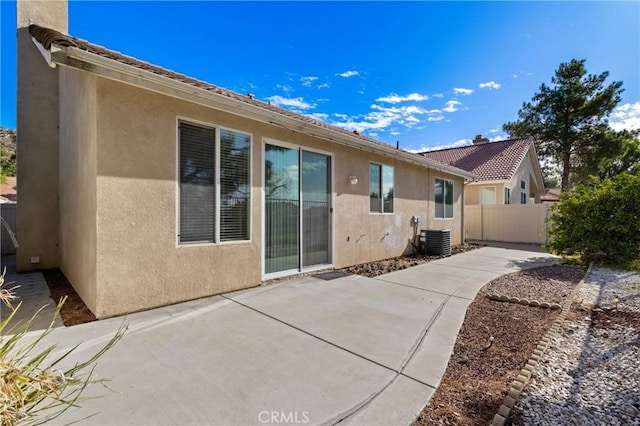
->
490, 262, 594, 426
486, 293, 562, 310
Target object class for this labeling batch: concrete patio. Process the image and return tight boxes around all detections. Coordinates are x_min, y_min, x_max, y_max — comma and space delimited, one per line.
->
7, 244, 557, 425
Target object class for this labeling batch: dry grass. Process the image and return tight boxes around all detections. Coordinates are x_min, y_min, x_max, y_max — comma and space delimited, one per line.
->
1, 270, 125, 425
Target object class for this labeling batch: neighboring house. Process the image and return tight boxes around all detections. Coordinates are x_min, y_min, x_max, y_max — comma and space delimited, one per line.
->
420, 135, 545, 206
16, 1, 475, 318
541, 188, 561, 203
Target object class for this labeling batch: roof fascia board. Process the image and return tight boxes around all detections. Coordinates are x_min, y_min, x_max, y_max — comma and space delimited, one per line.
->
467, 179, 508, 186
54, 45, 476, 180
528, 144, 546, 190
31, 37, 56, 68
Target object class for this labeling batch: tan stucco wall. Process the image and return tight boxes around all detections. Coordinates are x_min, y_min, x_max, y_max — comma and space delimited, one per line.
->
93, 79, 260, 317
507, 150, 543, 203
84, 78, 465, 317
59, 68, 98, 313
16, 0, 68, 271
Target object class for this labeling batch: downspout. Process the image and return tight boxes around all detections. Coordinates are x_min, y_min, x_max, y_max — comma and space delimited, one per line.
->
462, 180, 466, 243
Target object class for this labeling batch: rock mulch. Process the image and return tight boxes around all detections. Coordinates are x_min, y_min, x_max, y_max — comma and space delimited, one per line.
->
341, 242, 483, 277
484, 265, 585, 307
509, 267, 640, 426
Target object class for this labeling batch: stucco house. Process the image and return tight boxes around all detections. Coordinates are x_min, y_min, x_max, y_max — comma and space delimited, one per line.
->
420, 135, 545, 206
16, 1, 475, 318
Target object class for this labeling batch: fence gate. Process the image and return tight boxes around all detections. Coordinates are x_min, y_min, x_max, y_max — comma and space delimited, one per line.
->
465, 204, 552, 244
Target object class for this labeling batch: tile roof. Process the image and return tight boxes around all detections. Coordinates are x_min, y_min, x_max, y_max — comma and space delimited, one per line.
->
419, 137, 535, 181
27, 24, 431, 162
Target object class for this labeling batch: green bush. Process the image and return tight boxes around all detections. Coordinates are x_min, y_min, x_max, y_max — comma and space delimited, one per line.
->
546, 172, 640, 264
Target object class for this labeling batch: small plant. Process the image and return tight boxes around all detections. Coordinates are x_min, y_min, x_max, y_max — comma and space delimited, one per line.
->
1, 269, 126, 425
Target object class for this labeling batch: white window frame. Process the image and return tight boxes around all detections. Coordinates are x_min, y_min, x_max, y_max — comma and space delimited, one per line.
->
369, 162, 394, 214
435, 177, 454, 219
261, 138, 336, 280
176, 117, 252, 246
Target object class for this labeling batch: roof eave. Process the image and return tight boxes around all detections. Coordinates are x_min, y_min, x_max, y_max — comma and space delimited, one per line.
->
44, 42, 475, 180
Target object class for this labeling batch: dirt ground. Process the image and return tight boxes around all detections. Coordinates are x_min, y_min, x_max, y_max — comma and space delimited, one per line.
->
42, 268, 96, 326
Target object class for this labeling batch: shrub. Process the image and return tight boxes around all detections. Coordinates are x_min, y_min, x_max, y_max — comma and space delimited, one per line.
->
0, 270, 126, 425
546, 172, 640, 264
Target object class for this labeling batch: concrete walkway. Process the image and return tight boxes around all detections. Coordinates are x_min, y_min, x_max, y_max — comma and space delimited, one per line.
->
21, 244, 556, 425
0, 255, 64, 331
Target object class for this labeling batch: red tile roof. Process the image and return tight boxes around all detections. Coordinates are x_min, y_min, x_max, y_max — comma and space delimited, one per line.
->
419, 137, 535, 181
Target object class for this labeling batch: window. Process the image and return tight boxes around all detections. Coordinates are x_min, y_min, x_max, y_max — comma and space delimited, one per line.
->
179, 121, 250, 244
369, 164, 394, 213
435, 178, 454, 218
520, 180, 527, 204
504, 187, 511, 204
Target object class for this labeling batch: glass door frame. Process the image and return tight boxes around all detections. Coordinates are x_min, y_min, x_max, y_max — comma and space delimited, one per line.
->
261, 138, 335, 280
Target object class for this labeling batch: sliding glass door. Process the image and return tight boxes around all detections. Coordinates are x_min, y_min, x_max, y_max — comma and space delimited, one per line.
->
264, 143, 332, 276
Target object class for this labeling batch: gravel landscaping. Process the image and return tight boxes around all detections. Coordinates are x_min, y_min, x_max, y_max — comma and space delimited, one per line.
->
509, 267, 640, 426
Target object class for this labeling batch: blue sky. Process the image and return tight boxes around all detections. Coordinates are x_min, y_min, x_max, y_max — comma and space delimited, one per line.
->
1, 1, 639, 151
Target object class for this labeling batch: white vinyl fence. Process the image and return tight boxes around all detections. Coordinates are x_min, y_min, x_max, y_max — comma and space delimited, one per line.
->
465, 203, 553, 244
1, 203, 17, 255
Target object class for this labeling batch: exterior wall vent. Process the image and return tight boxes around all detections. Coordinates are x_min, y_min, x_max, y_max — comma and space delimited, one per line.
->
420, 229, 451, 256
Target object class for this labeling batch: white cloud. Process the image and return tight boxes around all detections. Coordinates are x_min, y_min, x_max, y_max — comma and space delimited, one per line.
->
370, 104, 429, 115
479, 81, 501, 90
306, 112, 329, 121
337, 70, 359, 78
300, 76, 318, 87
432, 93, 444, 98
488, 126, 501, 134
443, 100, 462, 113
317, 83, 330, 89
409, 138, 472, 153
512, 74, 519, 79
609, 101, 640, 131
276, 83, 294, 94
454, 87, 474, 96
390, 131, 401, 136
424, 138, 472, 152
266, 95, 315, 110
375, 92, 430, 104
329, 99, 460, 136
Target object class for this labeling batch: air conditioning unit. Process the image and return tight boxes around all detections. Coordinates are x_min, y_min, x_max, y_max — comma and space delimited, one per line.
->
420, 229, 451, 256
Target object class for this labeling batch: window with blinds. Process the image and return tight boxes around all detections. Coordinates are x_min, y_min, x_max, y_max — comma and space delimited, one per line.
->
220, 129, 250, 241
179, 121, 251, 244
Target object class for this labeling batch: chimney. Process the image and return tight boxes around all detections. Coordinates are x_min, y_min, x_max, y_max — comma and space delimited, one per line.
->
16, 0, 68, 271
472, 134, 489, 145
